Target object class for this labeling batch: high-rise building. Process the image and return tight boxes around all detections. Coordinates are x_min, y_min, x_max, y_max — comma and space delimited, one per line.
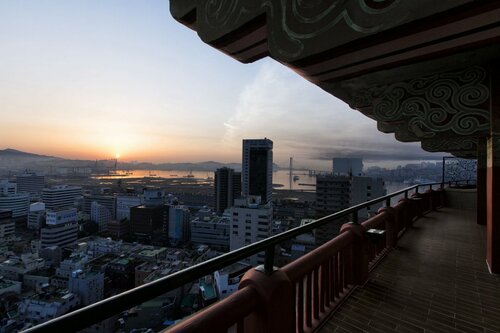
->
315, 173, 386, 245
90, 202, 112, 232
116, 195, 142, 220
229, 196, 273, 265
83, 195, 116, 219
242, 139, 273, 203
42, 185, 82, 210
214, 167, 241, 214
0, 210, 14, 242
130, 205, 168, 242
315, 175, 351, 246
332, 158, 364, 176
351, 176, 386, 218
168, 206, 190, 245
16, 172, 45, 198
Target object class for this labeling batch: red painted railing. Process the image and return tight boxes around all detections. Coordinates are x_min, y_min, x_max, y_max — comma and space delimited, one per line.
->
282, 231, 355, 333
163, 189, 444, 333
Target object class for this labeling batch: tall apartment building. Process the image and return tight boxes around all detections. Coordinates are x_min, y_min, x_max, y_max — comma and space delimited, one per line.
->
90, 202, 112, 232
315, 174, 386, 245
242, 139, 273, 203
168, 206, 190, 245
351, 176, 386, 218
42, 185, 82, 210
16, 172, 45, 197
229, 197, 273, 265
214, 167, 241, 214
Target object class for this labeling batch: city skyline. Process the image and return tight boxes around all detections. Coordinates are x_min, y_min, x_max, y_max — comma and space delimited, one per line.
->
0, 0, 443, 169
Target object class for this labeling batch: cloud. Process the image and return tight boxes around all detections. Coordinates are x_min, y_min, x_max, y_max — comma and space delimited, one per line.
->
223, 60, 443, 167
223, 122, 237, 130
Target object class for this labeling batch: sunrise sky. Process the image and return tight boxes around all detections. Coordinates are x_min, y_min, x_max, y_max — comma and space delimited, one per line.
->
0, 0, 442, 169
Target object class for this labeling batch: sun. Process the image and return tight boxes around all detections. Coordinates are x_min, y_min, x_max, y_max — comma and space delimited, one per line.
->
115, 153, 121, 159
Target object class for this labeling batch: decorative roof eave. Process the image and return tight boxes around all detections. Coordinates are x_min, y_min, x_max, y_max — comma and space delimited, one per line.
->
170, 1, 500, 158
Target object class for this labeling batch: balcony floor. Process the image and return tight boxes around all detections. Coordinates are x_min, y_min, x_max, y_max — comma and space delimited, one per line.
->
319, 208, 500, 333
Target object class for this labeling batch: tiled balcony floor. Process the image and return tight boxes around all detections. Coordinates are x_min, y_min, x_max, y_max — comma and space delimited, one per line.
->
319, 208, 500, 333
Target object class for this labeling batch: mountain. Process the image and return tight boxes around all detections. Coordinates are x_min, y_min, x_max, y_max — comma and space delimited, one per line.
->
0, 148, 58, 159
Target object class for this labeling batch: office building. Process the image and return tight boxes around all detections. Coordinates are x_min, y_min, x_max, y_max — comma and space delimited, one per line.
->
0, 180, 16, 196
16, 172, 45, 197
46, 208, 77, 226
143, 188, 165, 206
242, 139, 273, 203
116, 195, 142, 220
40, 222, 78, 248
168, 206, 190, 244
0, 210, 14, 242
130, 205, 167, 241
190, 216, 230, 251
90, 202, 112, 232
0, 193, 30, 219
229, 196, 273, 265
214, 167, 241, 214
42, 185, 82, 210
83, 195, 116, 220
108, 219, 130, 238
28, 202, 46, 230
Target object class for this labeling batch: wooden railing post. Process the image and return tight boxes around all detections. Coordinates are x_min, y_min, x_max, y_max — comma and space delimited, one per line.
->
238, 269, 294, 333
398, 198, 413, 229
378, 207, 398, 248
339, 223, 369, 285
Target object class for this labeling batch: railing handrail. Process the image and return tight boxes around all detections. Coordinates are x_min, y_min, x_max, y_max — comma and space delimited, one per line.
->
23, 182, 443, 333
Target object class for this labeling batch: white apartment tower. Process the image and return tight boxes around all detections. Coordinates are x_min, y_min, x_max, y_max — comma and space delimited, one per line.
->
229, 197, 273, 265
242, 139, 273, 204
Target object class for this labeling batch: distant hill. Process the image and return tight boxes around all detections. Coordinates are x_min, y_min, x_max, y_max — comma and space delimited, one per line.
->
0, 148, 58, 159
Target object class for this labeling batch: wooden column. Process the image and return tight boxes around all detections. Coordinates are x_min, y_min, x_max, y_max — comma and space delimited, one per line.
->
487, 67, 500, 273
477, 137, 487, 225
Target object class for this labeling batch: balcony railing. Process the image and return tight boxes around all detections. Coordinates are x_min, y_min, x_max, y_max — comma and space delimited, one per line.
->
23, 182, 446, 333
